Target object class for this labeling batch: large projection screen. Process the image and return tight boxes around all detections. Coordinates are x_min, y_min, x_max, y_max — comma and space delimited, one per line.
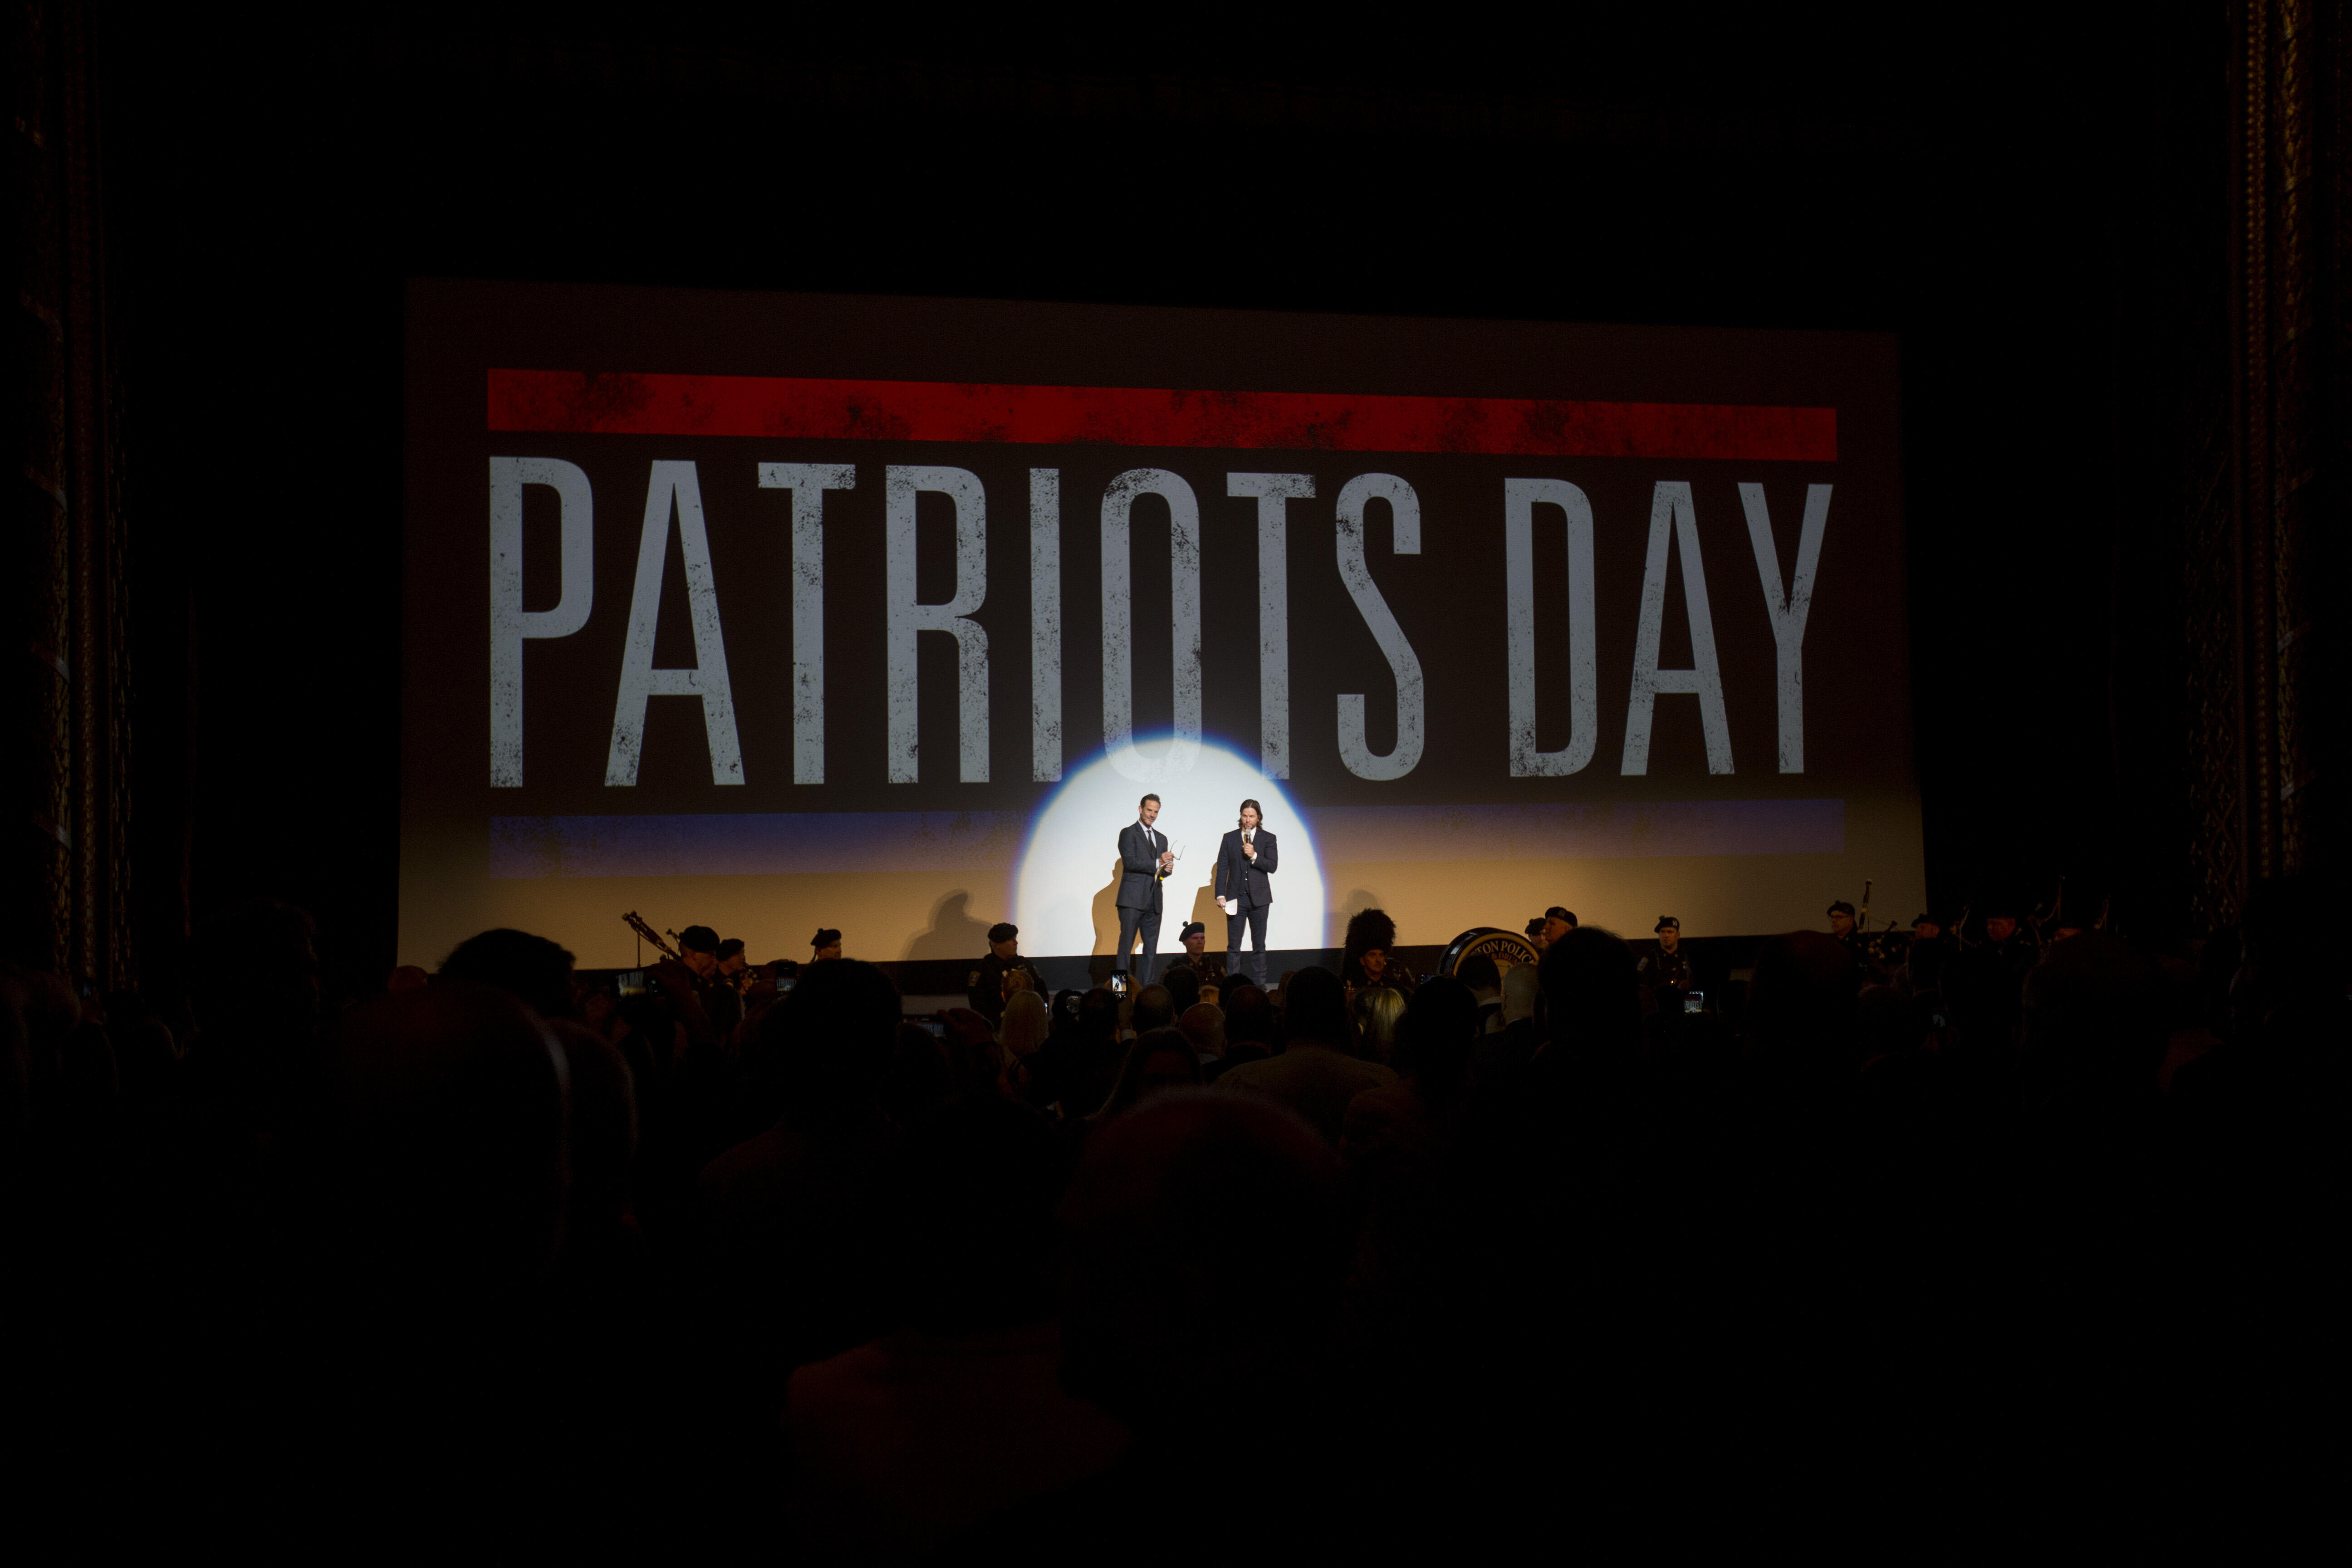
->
400, 281, 1921, 969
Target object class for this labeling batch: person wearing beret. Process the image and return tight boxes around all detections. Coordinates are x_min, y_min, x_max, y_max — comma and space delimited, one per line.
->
968, 921, 1044, 1029
811, 928, 843, 962
1637, 916, 1693, 1015
1176, 920, 1226, 985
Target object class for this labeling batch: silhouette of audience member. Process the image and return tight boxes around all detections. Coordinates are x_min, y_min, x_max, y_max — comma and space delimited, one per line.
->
438, 927, 578, 1021
1214, 966, 1396, 1144
186, 897, 323, 1124
1026, 988, 1125, 1119
1089, 1028, 1203, 1123
787, 1097, 1126, 1556
1342, 977, 1480, 1345
2018, 931, 2168, 1172
1742, 930, 1863, 1095
543, 1018, 640, 1283
1351, 985, 1404, 1063
1475, 962, 1543, 1079
1000, 990, 1050, 1059
1456, 953, 1504, 1036
1161, 965, 1201, 1018
1177, 1002, 1225, 1067
1058, 1091, 1354, 1476
697, 958, 905, 1429
1128, 985, 1176, 1035
1204, 983, 1277, 1084
321, 983, 569, 1295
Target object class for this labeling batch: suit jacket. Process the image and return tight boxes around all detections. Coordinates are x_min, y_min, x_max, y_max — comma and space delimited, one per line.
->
1115, 820, 1169, 913
1215, 828, 1278, 908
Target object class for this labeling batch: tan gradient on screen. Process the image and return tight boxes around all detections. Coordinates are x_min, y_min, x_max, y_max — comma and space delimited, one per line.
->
398, 799, 1924, 969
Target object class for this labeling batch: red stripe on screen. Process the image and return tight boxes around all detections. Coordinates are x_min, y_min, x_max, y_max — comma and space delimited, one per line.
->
487, 369, 1836, 462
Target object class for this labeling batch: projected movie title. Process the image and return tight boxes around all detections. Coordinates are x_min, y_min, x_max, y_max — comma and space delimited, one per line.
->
481, 371, 1843, 800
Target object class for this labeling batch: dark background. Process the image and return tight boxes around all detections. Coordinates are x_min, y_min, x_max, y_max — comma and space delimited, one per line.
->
96, 8, 2218, 993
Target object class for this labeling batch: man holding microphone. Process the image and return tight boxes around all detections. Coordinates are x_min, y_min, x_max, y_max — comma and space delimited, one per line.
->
1215, 799, 1278, 988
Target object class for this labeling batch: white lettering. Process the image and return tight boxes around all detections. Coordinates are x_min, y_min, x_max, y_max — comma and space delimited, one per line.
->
1504, 477, 1598, 777
1100, 468, 1202, 783
1226, 473, 1311, 780
488, 457, 593, 787
1030, 468, 1062, 782
1334, 473, 1424, 781
606, 461, 745, 786
757, 461, 856, 785
1622, 480, 1732, 775
885, 466, 990, 784
1741, 482, 1832, 774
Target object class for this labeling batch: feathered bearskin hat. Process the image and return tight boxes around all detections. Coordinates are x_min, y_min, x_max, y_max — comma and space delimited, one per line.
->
1344, 907, 1397, 957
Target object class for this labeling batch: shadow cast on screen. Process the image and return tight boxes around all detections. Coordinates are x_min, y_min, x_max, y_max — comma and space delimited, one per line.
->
904, 889, 996, 963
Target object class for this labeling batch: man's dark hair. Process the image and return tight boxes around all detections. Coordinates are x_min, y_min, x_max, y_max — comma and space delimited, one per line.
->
438, 928, 577, 1021
676, 925, 720, 954
1456, 953, 1502, 992
1131, 985, 1176, 1034
322, 984, 569, 1291
882, 1096, 1069, 1333
1238, 798, 1264, 822
1058, 1095, 1347, 1436
1281, 966, 1349, 1049
1744, 931, 1862, 1079
1396, 975, 1479, 1104
1161, 965, 1200, 1016
1536, 926, 1642, 1062
1077, 987, 1122, 1043
751, 956, 903, 1123
1139, 793, 1161, 809
2020, 932, 2167, 1114
1223, 984, 1278, 1047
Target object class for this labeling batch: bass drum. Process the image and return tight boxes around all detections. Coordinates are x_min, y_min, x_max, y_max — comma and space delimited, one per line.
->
1438, 927, 1540, 978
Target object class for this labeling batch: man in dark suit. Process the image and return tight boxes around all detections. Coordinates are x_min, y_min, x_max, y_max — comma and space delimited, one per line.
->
1115, 792, 1174, 983
1214, 798, 1278, 988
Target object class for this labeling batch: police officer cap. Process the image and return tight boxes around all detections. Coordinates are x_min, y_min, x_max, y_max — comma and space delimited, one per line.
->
1826, 901, 1856, 918
677, 924, 720, 954
1545, 906, 1577, 925
987, 922, 1018, 944
1912, 912, 1939, 928
1525, 917, 1547, 937
811, 928, 842, 949
1655, 916, 1680, 933
715, 937, 745, 961
1179, 921, 1205, 940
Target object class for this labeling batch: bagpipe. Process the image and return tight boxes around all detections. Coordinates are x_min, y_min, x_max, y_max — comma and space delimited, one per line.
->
621, 910, 683, 962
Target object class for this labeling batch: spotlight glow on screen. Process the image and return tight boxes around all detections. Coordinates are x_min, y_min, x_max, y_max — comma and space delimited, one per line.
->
1013, 738, 1328, 959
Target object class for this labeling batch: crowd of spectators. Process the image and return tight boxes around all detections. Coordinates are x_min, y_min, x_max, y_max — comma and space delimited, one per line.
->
2, 881, 2337, 1550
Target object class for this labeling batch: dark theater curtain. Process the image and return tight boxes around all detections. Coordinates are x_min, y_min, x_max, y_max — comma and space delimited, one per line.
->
5, 0, 140, 989
2186, 0, 2352, 927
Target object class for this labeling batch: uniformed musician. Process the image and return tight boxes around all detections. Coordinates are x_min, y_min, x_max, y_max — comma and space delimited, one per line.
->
1637, 915, 1694, 1011
968, 921, 1044, 1029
